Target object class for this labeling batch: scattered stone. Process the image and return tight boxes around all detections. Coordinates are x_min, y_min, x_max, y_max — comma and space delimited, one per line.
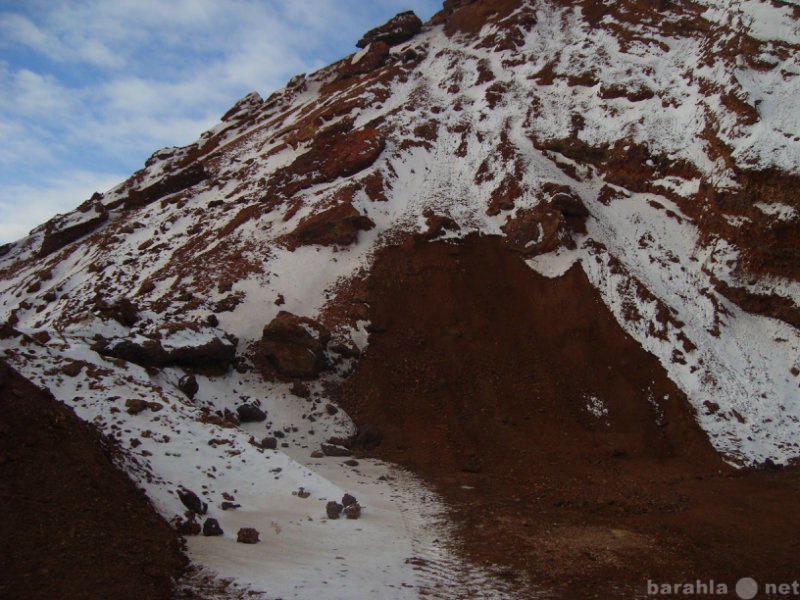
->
326, 501, 343, 519
220, 502, 241, 511
343, 459, 359, 467
321, 443, 351, 457
310, 450, 325, 458
61, 361, 84, 377
125, 399, 150, 416
344, 503, 362, 519
147, 402, 163, 412
291, 381, 310, 398
296, 487, 311, 499
174, 516, 201, 536
178, 374, 199, 399
202, 518, 224, 536
237, 527, 260, 544
236, 403, 267, 423
325, 403, 339, 416
342, 493, 358, 508
178, 488, 208, 515
260, 436, 278, 450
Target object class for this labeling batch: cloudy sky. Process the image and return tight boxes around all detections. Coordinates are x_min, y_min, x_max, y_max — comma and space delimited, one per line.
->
0, 0, 442, 243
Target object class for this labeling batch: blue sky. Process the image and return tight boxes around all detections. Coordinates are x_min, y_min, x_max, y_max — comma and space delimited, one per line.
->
0, 0, 443, 243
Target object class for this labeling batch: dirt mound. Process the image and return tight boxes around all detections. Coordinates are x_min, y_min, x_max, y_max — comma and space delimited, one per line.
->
336, 234, 800, 597
0, 360, 186, 600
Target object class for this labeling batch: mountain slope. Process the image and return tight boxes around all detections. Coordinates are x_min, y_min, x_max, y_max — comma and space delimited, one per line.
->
1, 0, 799, 597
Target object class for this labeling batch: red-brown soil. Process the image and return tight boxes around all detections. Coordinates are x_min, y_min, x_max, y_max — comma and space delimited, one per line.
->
0, 360, 186, 600
335, 234, 800, 598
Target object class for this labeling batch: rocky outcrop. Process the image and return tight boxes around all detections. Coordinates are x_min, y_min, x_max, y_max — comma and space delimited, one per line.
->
290, 202, 375, 247
501, 205, 566, 256
93, 331, 236, 372
123, 163, 207, 209
338, 41, 391, 79
259, 311, 331, 379
356, 11, 423, 48
38, 196, 108, 257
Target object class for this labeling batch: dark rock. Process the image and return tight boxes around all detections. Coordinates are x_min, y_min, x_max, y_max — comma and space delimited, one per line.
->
202, 518, 224, 536
61, 361, 84, 377
260, 312, 331, 379
550, 192, 589, 217
296, 487, 311, 499
343, 459, 360, 467
95, 338, 167, 368
261, 436, 278, 450
147, 402, 163, 412
124, 163, 207, 209
291, 381, 310, 398
206, 314, 219, 327
125, 399, 150, 416
221, 502, 241, 511
93, 297, 139, 327
236, 403, 267, 423
344, 503, 362, 519
339, 41, 391, 80
178, 374, 199, 399
321, 443, 351, 457
237, 527, 260, 544
174, 516, 201, 536
164, 336, 236, 371
290, 202, 375, 247
357, 11, 422, 48
325, 403, 339, 416
310, 450, 325, 458
342, 493, 358, 507
326, 501, 343, 519
178, 489, 208, 515
462, 461, 482, 473
354, 424, 383, 450
501, 205, 566, 256
38, 199, 109, 258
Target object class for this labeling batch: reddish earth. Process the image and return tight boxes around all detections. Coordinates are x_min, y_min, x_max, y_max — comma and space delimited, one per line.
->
0, 360, 186, 600
335, 234, 800, 598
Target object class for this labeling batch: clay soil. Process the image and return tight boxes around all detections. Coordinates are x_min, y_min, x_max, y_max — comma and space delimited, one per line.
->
335, 234, 800, 598
0, 360, 186, 600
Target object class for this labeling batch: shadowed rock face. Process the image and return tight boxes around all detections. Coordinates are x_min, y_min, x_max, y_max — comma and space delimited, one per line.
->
357, 11, 423, 48
259, 311, 331, 379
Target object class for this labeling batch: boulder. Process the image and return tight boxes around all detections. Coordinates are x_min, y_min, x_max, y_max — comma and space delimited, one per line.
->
290, 202, 375, 247
202, 518, 224, 536
326, 501, 344, 519
342, 493, 358, 508
178, 374, 199, 399
550, 192, 589, 217
178, 488, 208, 515
501, 205, 566, 256
344, 503, 362, 519
260, 436, 278, 450
125, 399, 150, 416
236, 403, 267, 423
339, 41, 391, 79
321, 443, 351, 457
237, 527, 260, 544
357, 11, 423, 48
260, 312, 331, 379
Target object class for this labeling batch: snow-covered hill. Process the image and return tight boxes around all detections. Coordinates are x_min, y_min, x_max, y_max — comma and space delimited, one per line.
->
1, 1, 799, 597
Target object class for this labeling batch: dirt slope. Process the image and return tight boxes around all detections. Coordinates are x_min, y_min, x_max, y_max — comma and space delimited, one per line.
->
0, 360, 186, 600
336, 234, 800, 597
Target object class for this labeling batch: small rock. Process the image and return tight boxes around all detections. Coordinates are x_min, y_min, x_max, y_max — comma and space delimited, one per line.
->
462, 461, 481, 474
178, 488, 208, 515
237, 403, 267, 423
221, 501, 241, 510
61, 361, 84, 377
325, 403, 339, 416
174, 516, 201, 536
296, 487, 311, 499
202, 518, 224, 536
342, 493, 358, 507
261, 436, 278, 450
326, 501, 343, 519
147, 402, 163, 412
321, 443, 351, 457
310, 450, 325, 458
125, 399, 150, 415
343, 459, 359, 467
178, 374, 199, 399
344, 503, 362, 520
237, 527, 260, 544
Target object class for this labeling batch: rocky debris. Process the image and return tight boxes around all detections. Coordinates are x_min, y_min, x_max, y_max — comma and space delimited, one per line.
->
356, 11, 422, 48
236, 527, 260, 544
125, 399, 150, 415
342, 493, 358, 508
295, 487, 311, 499
174, 515, 201, 536
202, 518, 224, 537
236, 403, 267, 423
61, 361, 84, 377
310, 450, 325, 458
178, 488, 208, 515
38, 196, 109, 257
93, 296, 139, 327
326, 501, 344, 519
271, 126, 385, 198
93, 332, 236, 372
260, 436, 278, 450
421, 211, 461, 241
221, 501, 241, 511
178, 374, 199, 399
122, 163, 207, 209
338, 41, 391, 80
321, 443, 351, 457
343, 459, 359, 467
259, 311, 331, 379
291, 381, 310, 398
344, 503, 362, 519
290, 201, 375, 247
